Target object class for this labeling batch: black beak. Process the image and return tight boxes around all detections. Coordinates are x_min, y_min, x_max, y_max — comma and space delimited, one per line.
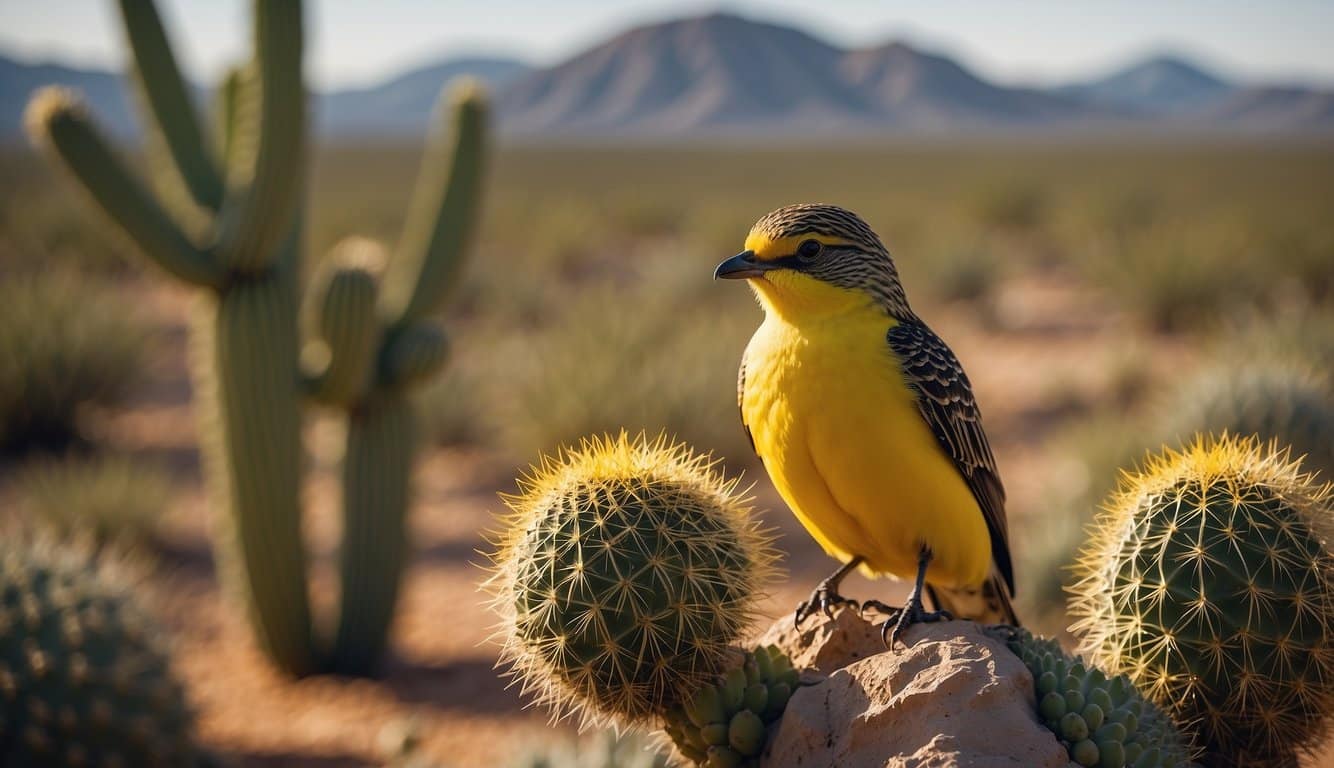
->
714, 250, 772, 280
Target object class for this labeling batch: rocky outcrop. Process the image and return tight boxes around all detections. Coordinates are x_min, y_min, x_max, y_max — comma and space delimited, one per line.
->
755, 611, 1069, 767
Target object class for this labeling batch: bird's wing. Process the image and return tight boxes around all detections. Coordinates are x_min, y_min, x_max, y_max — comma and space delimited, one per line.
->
887, 321, 1014, 594
738, 355, 756, 454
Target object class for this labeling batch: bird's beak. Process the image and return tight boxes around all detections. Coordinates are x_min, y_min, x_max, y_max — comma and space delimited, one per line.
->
714, 250, 773, 280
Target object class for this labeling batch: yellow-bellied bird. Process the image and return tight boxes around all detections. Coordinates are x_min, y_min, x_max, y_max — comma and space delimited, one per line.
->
714, 204, 1018, 646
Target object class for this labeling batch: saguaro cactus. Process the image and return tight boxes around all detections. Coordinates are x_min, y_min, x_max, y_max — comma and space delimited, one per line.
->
25, 0, 487, 676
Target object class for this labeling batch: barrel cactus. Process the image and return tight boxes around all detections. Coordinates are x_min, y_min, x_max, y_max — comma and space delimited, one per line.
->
1159, 364, 1334, 479
986, 627, 1195, 767
1069, 434, 1334, 767
661, 645, 798, 768
0, 542, 196, 766
486, 432, 778, 729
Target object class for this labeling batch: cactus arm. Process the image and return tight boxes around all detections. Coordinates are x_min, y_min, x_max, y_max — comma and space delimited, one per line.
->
379, 83, 488, 326
307, 240, 385, 405
214, 0, 305, 273
116, 0, 225, 212
329, 395, 416, 675
24, 89, 225, 289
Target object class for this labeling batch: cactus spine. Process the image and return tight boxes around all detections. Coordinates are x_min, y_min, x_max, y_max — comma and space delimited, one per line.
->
25, 0, 487, 676
0, 542, 197, 766
487, 433, 779, 729
1069, 434, 1334, 767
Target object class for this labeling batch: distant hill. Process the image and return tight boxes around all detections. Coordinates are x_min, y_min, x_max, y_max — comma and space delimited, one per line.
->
1057, 54, 1235, 115
1202, 86, 1334, 132
3, 13, 1333, 141
318, 57, 530, 137
839, 41, 1085, 128
497, 14, 1092, 136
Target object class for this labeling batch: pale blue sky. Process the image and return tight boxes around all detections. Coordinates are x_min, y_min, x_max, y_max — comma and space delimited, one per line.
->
2, 0, 1332, 90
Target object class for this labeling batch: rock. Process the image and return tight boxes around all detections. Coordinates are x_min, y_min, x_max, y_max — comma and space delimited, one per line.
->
757, 611, 1069, 768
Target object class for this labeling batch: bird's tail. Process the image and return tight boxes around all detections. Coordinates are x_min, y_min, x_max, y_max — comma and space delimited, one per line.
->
927, 571, 1019, 626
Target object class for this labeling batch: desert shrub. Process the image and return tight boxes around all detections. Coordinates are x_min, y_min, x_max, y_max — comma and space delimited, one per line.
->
506, 277, 755, 469
919, 238, 1003, 304
14, 454, 171, 549
975, 182, 1045, 233
0, 268, 148, 453
1155, 363, 1334, 477
415, 357, 491, 448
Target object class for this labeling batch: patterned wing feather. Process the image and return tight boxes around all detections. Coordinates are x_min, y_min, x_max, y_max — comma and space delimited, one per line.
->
887, 322, 1015, 595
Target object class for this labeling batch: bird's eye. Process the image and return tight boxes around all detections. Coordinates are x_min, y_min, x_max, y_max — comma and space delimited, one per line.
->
797, 239, 822, 260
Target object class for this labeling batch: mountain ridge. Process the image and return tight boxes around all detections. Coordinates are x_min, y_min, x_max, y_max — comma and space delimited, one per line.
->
3, 12, 1332, 141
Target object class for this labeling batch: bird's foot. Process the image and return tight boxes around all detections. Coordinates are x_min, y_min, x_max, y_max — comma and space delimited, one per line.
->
876, 599, 952, 651
794, 581, 859, 629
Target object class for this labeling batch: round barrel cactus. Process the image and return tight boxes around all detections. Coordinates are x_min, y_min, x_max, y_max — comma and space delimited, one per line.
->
987, 627, 1196, 768
486, 432, 778, 728
1069, 434, 1334, 767
0, 541, 197, 766
662, 645, 798, 768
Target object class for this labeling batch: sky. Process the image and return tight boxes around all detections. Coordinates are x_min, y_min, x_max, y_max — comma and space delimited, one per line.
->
2, 0, 1333, 91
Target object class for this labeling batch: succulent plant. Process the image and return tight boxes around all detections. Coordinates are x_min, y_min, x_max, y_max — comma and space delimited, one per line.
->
1069, 434, 1334, 767
660, 645, 798, 768
25, 0, 487, 676
0, 541, 196, 766
986, 627, 1196, 768
1158, 364, 1334, 480
486, 432, 778, 729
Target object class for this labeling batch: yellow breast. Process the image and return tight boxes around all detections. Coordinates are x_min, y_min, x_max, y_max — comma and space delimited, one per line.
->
741, 308, 992, 590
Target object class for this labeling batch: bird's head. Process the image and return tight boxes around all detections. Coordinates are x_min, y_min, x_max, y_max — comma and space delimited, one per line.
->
714, 204, 911, 320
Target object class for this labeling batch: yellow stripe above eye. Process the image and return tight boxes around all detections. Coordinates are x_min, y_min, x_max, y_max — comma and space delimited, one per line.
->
744, 232, 854, 262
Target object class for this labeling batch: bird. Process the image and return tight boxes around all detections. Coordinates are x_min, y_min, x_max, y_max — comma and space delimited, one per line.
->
713, 203, 1018, 647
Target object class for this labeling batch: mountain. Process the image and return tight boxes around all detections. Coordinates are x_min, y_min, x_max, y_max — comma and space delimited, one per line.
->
318, 56, 529, 136
1201, 86, 1334, 132
3, 14, 1333, 141
1058, 55, 1235, 115
1, 54, 138, 139
497, 13, 1090, 136
839, 42, 1084, 128
498, 13, 868, 136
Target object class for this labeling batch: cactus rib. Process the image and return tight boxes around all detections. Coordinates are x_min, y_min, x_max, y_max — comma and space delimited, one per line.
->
330, 397, 416, 675
212, 272, 315, 674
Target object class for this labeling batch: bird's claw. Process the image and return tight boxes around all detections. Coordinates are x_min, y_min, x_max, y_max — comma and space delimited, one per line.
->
794, 584, 859, 628
876, 602, 952, 651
